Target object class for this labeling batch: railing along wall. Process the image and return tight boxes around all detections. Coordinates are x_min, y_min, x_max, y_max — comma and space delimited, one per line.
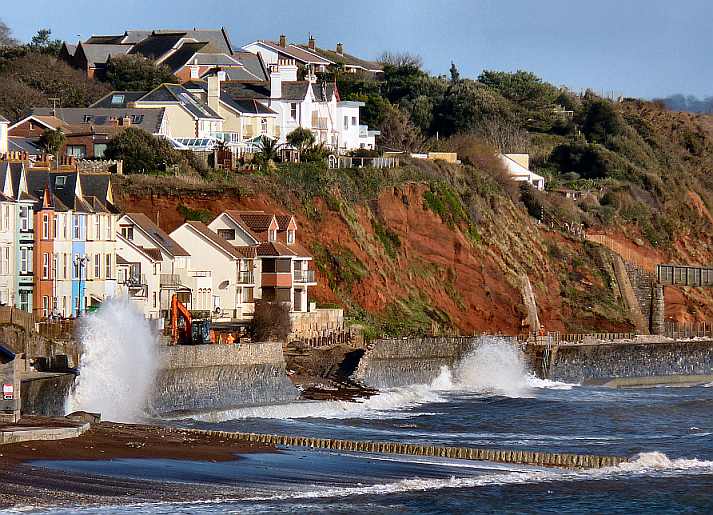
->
656, 264, 713, 287
586, 234, 657, 273
0, 306, 36, 332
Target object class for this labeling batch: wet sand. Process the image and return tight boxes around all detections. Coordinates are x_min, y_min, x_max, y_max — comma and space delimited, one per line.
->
0, 416, 274, 509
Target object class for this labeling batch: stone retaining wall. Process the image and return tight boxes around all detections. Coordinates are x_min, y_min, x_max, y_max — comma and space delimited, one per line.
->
157, 341, 284, 369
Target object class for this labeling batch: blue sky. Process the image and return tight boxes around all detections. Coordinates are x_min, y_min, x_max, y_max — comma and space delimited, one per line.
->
3, 0, 711, 100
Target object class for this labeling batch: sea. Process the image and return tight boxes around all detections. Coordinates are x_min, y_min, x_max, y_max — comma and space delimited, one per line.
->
13, 299, 713, 514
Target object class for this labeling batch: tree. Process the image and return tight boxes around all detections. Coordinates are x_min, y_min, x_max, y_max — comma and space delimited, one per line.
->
380, 63, 427, 104
286, 127, 316, 152
376, 108, 425, 153
255, 135, 281, 165
38, 127, 65, 156
2, 53, 110, 109
0, 18, 19, 47
450, 62, 460, 82
105, 54, 179, 91
28, 29, 62, 57
377, 51, 424, 68
0, 76, 48, 123
103, 127, 184, 173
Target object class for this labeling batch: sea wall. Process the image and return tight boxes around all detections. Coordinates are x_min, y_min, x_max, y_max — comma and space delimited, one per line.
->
21, 373, 75, 417
151, 342, 299, 413
354, 337, 476, 388
546, 340, 713, 385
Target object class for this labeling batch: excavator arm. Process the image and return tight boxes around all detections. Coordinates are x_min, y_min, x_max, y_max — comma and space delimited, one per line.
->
171, 294, 193, 344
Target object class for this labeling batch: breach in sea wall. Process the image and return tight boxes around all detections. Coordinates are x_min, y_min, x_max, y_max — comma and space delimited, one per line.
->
354, 337, 476, 388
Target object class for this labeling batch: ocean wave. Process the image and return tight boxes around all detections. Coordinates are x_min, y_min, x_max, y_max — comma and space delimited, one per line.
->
617, 451, 713, 472
179, 384, 447, 422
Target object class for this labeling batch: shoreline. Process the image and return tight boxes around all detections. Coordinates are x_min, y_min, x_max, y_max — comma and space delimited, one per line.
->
0, 416, 275, 509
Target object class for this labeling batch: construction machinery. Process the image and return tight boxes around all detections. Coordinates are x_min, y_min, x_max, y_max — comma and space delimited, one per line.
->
171, 294, 215, 345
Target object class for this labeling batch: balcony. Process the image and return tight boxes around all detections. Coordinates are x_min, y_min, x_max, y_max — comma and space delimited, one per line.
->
237, 271, 254, 284
312, 115, 329, 129
189, 270, 211, 278
261, 272, 292, 288
160, 274, 182, 288
294, 269, 315, 283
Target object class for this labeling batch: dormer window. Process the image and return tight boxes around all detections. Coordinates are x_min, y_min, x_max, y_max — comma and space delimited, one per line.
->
131, 114, 144, 124
83, 115, 92, 123
269, 229, 276, 242
287, 230, 295, 244
55, 176, 66, 188
111, 94, 125, 105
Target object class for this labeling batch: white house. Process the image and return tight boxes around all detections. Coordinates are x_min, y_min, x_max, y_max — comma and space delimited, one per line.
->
500, 153, 545, 191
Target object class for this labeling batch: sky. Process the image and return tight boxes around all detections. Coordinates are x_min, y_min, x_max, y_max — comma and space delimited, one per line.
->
3, 0, 712, 100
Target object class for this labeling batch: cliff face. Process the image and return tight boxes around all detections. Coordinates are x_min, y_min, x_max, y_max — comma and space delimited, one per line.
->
115, 176, 646, 336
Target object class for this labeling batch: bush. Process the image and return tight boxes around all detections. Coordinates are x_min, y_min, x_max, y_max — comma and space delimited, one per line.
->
250, 300, 292, 342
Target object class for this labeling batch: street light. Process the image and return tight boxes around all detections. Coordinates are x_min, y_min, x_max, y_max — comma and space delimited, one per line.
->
74, 254, 89, 315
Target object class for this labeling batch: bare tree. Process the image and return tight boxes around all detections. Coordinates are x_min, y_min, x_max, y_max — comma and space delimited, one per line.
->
0, 18, 19, 47
377, 50, 424, 69
376, 108, 425, 153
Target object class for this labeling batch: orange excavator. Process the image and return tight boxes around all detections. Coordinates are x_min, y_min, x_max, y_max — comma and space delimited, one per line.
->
171, 294, 215, 345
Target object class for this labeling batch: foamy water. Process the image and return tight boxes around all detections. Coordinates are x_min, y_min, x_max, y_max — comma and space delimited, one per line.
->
66, 297, 159, 423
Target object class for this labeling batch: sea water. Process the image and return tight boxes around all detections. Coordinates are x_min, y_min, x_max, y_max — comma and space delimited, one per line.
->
19, 331, 713, 514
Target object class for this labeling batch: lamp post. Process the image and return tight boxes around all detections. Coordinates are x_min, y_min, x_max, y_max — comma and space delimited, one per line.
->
74, 254, 89, 316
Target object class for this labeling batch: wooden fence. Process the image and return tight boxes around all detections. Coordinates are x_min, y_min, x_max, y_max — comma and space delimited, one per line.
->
586, 234, 657, 273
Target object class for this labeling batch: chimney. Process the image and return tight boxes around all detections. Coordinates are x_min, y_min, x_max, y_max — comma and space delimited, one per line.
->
336, 43, 344, 55
122, 115, 131, 126
207, 74, 220, 112
270, 68, 282, 99
308, 35, 316, 50
279, 35, 287, 48
109, 117, 119, 126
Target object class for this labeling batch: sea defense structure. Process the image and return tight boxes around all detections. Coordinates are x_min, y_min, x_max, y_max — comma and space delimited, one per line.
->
188, 429, 629, 470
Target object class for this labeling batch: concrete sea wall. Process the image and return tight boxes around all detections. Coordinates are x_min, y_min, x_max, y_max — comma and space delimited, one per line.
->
151, 342, 299, 413
544, 339, 713, 385
354, 337, 476, 388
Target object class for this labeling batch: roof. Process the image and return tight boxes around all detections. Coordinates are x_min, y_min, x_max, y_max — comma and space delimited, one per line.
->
122, 213, 190, 257
297, 44, 382, 73
281, 82, 311, 101
221, 82, 271, 100
138, 84, 221, 120
0, 114, 8, 123
129, 33, 185, 60
78, 43, 131, 66
7, 137, 42, 154
184, 221, 244, 259
256, 241, 299, 257
251, 41, 331, 66
275, 215, 295, 230
90, 91, 146, 108
232, 211, 275, 231
184, 80, 275, 115
80, 173, 113, 207
30, 107, 165, 134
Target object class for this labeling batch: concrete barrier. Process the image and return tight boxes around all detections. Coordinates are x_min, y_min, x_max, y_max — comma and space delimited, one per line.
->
185, 429, 628, 470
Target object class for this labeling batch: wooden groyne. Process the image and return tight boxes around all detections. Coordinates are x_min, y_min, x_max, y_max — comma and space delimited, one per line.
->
189, 429, 629, 470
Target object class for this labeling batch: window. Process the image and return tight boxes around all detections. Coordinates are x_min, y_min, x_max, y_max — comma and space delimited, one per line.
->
63, 214, 68, 238
269, 229, 276, 242
43, 253, 49, 279
242, 287, 254, 303
94, 143, 107, 157
106, 217, 111, 240
95, 216, 101, 240
53, 254, 57, 281
287, 230, 295, 244
153, 292, 157, 309
344, 116, 348, 130
3, 247, 8, 275
53, 215, 57, 239
218, 229, 235, 240
111, 94, 124, 105
3, 206, 8, 230
55, 176, 66, 188
63, 253, 68, 279
106, 254, 111, 279
74, 255, 80, 279
74, 215, 80, 239
63, 297, 67, 316
43, 296, 49, 317
261, 117, 268, 134
290, 103, 298, 120
95, 254, 101, 279
352, 116, 357, 126
20, 206, 29, 231
121, 226, 133, 240
43, 215, 49, 238
20, 248, 28, 273
20, 291, 29, 312
67, 145, 86, 158
83, 115, 92, 123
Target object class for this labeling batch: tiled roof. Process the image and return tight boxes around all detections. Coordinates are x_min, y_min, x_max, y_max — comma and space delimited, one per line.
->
138, 246, 163, 261
281, 82, 310, 101
128, 33, 185, 60
79, 43, 131, 65
255, 41, 331, 66
30, 108, 165, 135
90, 91, 146, 108
297, 44, 382, 72
233, 246, 257, 259
275, 215, 294, 230
124, 213, 191, 257
138, 85, 221, 120
256, 241, 300, 257
185, 221, 244, 259
236, 212, 274, 230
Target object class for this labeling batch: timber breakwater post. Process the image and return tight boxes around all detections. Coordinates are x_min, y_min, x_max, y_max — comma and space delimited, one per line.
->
185, 429, 629, 470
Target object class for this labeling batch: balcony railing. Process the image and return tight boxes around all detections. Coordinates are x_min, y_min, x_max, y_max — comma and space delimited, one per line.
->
126, 273, 147, 287
160, 274, 181, 287
294, 269, 315, 283
238, 271, 254, 284
189, 270, 211, 278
